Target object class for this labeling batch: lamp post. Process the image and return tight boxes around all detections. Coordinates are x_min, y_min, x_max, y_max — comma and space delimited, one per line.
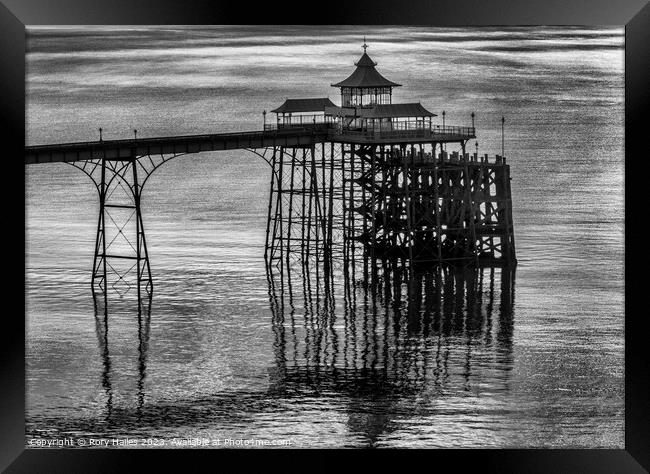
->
263, 110, 266, 130
442, 111, 446, 152
501, 116, 505, 158
471, 112, 475, 130
98, 127, 103, 142
134, 129, 137, 140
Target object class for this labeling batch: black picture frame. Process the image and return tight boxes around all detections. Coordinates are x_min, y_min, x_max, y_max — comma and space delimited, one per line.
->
4, 0, 648, 471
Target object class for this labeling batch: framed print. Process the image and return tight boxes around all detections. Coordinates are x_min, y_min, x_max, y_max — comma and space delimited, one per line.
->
3, 0, 648, 471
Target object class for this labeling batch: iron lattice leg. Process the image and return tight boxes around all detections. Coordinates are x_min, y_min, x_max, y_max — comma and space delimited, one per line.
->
68, 150, 184, 301
90, 156, 153, 299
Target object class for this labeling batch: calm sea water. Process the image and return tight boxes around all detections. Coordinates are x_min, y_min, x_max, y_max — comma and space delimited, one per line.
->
25, 26, 624, 448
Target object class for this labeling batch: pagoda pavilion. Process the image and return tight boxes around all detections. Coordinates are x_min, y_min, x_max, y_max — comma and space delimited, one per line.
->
270, 41, 438, 139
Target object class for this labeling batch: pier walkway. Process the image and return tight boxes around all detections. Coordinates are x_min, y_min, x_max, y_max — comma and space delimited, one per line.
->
25, 123, 475, 164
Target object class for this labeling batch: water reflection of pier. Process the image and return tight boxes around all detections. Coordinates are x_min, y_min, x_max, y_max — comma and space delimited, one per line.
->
35, 259, 515, 446
266, 256, 516, 442
93, 293, 152, 422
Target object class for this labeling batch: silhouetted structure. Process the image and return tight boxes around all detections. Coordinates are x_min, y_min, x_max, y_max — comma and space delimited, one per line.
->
24, 42, 516, 298
265, 44, 516, 283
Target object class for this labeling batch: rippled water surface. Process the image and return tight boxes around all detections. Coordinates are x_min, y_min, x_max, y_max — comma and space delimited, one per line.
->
25, 26, 624, 448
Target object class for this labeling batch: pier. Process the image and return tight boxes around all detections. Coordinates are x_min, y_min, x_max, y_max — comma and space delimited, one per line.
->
25, 43, 517, 299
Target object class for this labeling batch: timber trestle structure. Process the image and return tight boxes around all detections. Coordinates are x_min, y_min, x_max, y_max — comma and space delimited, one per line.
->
265, 140, 517, 286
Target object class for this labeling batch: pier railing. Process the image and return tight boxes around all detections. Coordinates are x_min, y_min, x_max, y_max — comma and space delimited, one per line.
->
333, 125, 476, 142
266, 114, 332, 130
264, 122, 333, 132
263, 121, 476, 142
26, 123, 478, 164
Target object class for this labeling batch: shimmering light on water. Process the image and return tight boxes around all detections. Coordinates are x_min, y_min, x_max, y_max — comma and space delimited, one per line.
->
25, 26, 623, 448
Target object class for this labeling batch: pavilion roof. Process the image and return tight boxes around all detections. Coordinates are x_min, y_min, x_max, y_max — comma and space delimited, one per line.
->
270, 97, 336, 114
331, 52, 402, 89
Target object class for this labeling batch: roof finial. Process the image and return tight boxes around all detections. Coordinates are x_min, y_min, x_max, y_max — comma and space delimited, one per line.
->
362, 36, 368, 53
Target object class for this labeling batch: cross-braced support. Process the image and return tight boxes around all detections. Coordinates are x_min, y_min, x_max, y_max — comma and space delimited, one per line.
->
69, 150, 186, 301
264, 144, 341, 285
88, 156, 152, 301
